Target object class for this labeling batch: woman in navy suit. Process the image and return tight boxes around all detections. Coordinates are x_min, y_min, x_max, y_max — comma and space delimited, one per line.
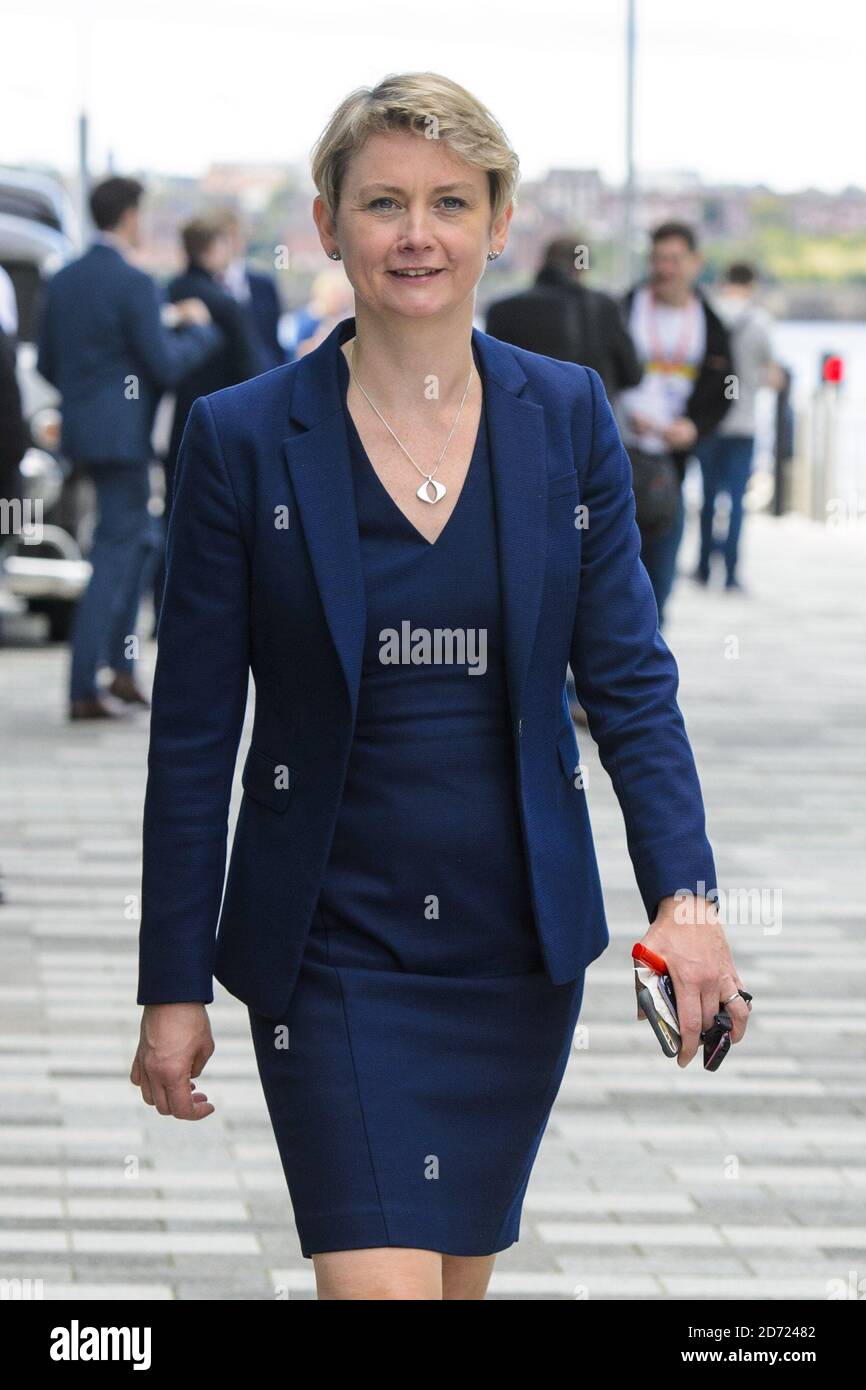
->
132, 72, 751, 1300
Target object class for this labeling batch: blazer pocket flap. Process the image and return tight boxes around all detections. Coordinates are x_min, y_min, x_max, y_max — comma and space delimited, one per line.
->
556, 721, 580, 782
242, 747, 296, 812
547, 469, 579, 499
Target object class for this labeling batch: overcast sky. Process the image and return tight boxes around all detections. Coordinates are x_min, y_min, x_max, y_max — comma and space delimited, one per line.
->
1, 0, 861, 195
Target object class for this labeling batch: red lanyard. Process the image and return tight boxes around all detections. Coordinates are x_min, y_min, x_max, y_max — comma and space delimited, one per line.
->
644, 289, 698, 369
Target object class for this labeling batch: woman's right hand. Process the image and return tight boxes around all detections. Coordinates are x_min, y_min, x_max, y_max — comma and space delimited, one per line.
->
130, 1003, 216, 1119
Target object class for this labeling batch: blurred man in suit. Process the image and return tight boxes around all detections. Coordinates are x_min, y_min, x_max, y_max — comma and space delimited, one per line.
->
37, 176, 224, 719
146, 214, 267, 628
485, 236, 642, 725
164, 214, 263, 513
215, 208, 285, 372
485, 235, 642, 400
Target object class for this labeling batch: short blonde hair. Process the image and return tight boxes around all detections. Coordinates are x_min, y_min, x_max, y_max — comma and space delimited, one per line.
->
310, 71, 520, 225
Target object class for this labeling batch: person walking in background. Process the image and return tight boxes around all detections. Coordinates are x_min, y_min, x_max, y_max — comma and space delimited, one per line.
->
618, 222, 733, 626
695, 263, 777, 591
164, 215, 263, 514
37, 176, 224, 720
485, 234, 643, 400
215, 208, 285, 372
485, 234, 643, 723
291, 266, 356, 358
148, 214, 267, 625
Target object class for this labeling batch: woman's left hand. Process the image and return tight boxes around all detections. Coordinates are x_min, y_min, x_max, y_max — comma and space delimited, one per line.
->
642, 894, 752, 1067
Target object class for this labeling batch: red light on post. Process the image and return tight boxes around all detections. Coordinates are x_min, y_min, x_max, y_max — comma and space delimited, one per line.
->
822, 354, 844, 384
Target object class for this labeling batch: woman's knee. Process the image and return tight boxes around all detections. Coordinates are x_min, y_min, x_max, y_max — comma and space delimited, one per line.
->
312, 1246, 443, 1300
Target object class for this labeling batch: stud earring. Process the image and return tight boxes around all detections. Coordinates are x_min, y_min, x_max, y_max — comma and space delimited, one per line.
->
329, 250, 342, 260
487, 250, 500, 261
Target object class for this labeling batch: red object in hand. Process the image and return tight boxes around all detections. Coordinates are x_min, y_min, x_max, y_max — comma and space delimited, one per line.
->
632, 942, 668, 974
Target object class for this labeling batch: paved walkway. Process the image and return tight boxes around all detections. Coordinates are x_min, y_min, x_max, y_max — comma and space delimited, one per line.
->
1, 508, 864, 1300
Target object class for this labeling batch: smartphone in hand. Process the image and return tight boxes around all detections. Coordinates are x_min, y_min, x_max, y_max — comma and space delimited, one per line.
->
660, 970, 748, 1071
632, 943, 752, 1071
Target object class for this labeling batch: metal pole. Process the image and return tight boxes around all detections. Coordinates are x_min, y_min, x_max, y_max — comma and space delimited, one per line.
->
76, 17, 91, 252
772, 366, 793, 516
622, 0, 636, 293
77, 111, 90, 250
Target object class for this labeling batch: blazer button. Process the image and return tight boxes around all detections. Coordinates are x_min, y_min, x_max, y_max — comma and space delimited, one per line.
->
518, 718, 523, 736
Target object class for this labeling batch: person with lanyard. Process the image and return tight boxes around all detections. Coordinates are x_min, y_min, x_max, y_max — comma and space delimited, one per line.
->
617, 221, 733, 626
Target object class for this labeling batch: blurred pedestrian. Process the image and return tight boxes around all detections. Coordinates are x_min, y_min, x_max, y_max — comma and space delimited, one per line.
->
37, 176, 224, 720
695, 263, 776, 591
214, 208, 285, 372
618, 222, 733, 626
147, 214, 267, 627
485, 234, 643, 399
164, 215, 264, 513
485, 234, 643, 723
292, 267, 355, 358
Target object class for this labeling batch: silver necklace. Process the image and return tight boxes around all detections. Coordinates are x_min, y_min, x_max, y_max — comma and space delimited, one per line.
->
345, 340, 475, 504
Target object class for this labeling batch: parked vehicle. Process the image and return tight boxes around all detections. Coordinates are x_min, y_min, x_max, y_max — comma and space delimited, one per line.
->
0, 168, 91, 641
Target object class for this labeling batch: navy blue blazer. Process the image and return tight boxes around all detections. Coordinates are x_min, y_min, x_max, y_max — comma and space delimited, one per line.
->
138, 314, 718, 1018
36, 242, 223, 465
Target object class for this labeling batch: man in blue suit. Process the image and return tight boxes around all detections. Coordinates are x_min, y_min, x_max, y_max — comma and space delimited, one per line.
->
37, 176, 224, 719
215, 208, 285, 372
164, 215, 263, 514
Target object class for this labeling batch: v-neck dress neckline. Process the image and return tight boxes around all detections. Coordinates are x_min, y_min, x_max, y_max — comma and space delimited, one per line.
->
336, 338, 485, 550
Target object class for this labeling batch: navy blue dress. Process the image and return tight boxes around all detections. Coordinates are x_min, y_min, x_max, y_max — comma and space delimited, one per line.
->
247, 339, 586, 1259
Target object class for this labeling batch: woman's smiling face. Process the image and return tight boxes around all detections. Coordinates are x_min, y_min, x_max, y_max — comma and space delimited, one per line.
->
317, 128, 511, 322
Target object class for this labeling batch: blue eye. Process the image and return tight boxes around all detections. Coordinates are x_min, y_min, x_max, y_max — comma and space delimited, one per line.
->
367, 196, 467, 211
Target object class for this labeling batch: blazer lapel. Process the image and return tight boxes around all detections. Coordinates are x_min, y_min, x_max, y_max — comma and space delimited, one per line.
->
283, 324, 367, 720
282, 316, 549, 726
472, 329, 549, 723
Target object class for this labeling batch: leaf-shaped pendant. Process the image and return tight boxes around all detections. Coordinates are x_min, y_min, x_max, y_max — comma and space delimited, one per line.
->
416, 476, 447, 504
